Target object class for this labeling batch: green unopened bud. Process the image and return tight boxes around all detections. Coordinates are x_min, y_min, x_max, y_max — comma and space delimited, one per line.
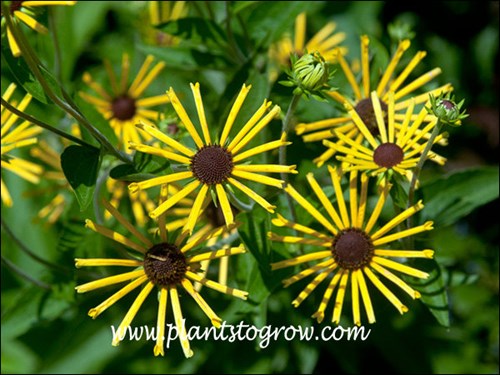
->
427, 92, 468, 126
279, 51, 336, 101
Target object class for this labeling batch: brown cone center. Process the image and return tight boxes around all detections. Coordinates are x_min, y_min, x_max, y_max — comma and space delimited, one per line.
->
332, 228, 374, 270
143, 243, 187, 286
354, 98, 388, 136
373, 142, 404, 168
191, 145, 234, 185
112, 95, 137, 120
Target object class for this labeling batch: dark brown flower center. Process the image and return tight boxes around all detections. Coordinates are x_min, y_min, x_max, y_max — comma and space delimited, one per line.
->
354, 98, 388, 136
2, 1, 23, 15
332, 228, 374, 270
373, 142, 404, 168
111, 95, 136, 120
191, 145, 234, 185
143, 243, 187, 286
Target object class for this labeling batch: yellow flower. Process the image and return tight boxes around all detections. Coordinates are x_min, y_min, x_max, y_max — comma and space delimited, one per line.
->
296, 35, 452, 166
269, 12, 346, 82
75, 198, 248, 358
79, 53, 170, 152
128, 82, 296, 234
270, 168, 434, 325
1, 1, 77, 57
1, 83, 43, 207
323, 91, 447, 182
144, 1, 188, 46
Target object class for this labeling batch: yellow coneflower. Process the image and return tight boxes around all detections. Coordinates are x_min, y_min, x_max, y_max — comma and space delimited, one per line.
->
296, 35, 452, 166
79, 53, 170, 151
1, 1, 77, 57
270, 167, 434, 325
128, 82, 296, 234
144, 1, 188, 46
75, 197, 248, 358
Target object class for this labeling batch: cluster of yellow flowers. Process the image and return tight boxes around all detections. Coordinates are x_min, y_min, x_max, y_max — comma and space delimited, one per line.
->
1, 1, 467, 358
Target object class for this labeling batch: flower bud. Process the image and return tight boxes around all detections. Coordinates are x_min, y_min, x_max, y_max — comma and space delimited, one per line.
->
427, 92, 468, 126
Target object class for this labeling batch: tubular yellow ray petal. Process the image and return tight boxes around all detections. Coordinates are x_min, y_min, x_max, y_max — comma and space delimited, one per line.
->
357, 173, 369, 228
188, 246, 246, 263
323, 140, 373, 162
328, 130, 374, 156
136, 122, 194, 156
227, 99, 272, 151
364, 182, 391, 234
75, 258, 142, 268
332, 270, 350, 324
128, 55, 154, 95
306, 173, 343, 231
149, 180, 200, 219
388, 91, 396, 143
373, 221, 433, 246
327, 165, 350, 228
283, 260, 335, 287
112, 281, 155, 346
85, 219, 146, 253
349, 170, 358, 227
268, 233, 331, 247
374, 249, 434, 258
218, 255, 229, 285
154, 287, 168, 356
0, 179, 13, 206
364, 267, 408, 315
306, 21, 336, 49
103, 59, 119, 96
346, 106, 379, 149
6, 27, 21, 57
313, 148, 336, 167
303, 129, 337, 142
136, 95, 170, 107
86, 275, 148, 319
271, 250, 332, 270
231, 169, 283, 189
14, 11, 48, 33
219, 84, 251, 146
372, 256, 430, 279
327, 89, 351, 105
1, 138, 38, 154
351, 268, 361, 326
230, 105, 281, 155
355, 269, 376, 323
233, 135, 290, 162
377, 39, 410, 96
370, 262, 420, 299
75, 269, 145, 293
311, 270, 342, 324
78, 91, 110, 109
371, 200, 424, 240
315, 31, 346, 52
234, 164, 297, 174
181, 224, 226, 252
396, 98, 416, 146
216, 184, 234, 228
190, 82, 211, 144
166, 87, 204, 148
128, 171, 193, 193
360, 35, 371, 97
101, 199, 153, 248
291, 268, 332, 308
271, 213, 331, 240
181, 279, 222, 328
336, 48, 362, 100
294, 12, 306, 51
132, 61, 166, 98
119, 53, 130, 93
186, 271, 248, 300
371, 91, 388, 143
285, 183, 338, 234
129, 142, 191, 164
169, 285, 194, 358
171, 1, 187, 19
227, 177, 276, 212
182, 184, 209, 235
296, 117, 350, 135
23, 1, 77, 5
390, 51, 427, 93
395, 68, 443, 101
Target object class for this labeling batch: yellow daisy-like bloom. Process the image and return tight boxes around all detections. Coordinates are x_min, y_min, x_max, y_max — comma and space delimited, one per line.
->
75, 198, 248, 358
128, 82, 296, 234
79, 53, 170, 151
269, 12, 346, 82
323, 91, 447, 182
145, 1, 188, 46
1, 1, 76, 57
270, 167, 434, 325
1, 83, 43, 207
296, 35, 453, 166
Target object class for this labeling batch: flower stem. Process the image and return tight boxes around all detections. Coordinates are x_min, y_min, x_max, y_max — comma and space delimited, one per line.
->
1, 98, 97, 150
1, 255, 51, 290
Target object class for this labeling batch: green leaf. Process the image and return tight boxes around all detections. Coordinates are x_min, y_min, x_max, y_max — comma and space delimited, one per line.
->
157, 17, 227, 46
406, 258, 450, 327
420, 166, 499, 226
109, 150, 171, 182
60, 145, 101, 211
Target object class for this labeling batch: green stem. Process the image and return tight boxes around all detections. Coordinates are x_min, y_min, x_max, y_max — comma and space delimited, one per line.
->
1, 255, 51, 290
1, 98, 97, 150
406, 120, 443, 245
224, 1, 246, 65
48, 7, 62, 83
2, 5, 131, 164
